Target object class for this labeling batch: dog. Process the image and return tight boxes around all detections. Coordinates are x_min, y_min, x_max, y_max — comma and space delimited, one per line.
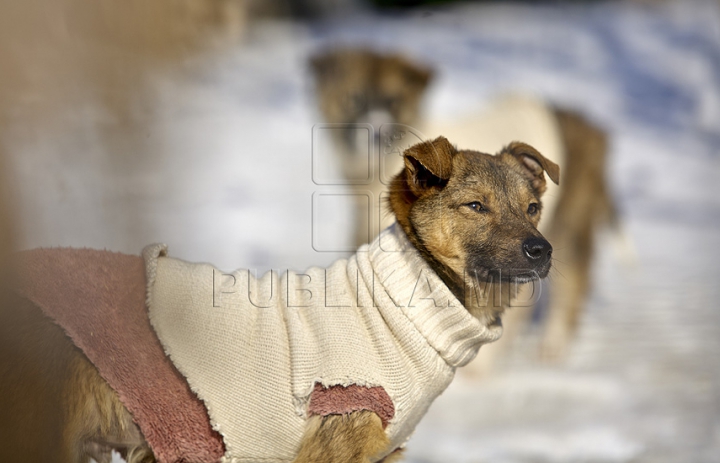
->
310, 48, 434, 247
310, 48, 618, 361
0, 137, 558, 463
422, 97, 619, 362
535, 108, 617, 358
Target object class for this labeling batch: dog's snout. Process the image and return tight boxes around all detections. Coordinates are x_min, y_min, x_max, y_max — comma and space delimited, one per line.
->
523, 237, 552, 264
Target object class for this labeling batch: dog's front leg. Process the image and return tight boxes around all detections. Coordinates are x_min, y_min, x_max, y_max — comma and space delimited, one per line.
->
293, 410, 400, 463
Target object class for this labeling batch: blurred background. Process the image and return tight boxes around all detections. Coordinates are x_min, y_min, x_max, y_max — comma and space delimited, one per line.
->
1, 0, 719, 462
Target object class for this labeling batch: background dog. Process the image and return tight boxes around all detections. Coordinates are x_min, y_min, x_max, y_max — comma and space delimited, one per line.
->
310, 48, 434, 247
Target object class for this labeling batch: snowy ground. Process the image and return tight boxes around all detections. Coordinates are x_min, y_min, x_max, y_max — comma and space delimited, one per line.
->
4, 0, 720, 462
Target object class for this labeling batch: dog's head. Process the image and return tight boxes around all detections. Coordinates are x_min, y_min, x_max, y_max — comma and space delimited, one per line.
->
389, 137, 560, 316
310, 48, 433, 153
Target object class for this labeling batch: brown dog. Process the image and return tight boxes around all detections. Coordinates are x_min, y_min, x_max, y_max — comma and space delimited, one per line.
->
537, 108, 616, 358
310, 48, 433, 161
311, 48, 617, 361
428, 99, 618, 363
0, 137, 558, 463
310, 48, 434, 247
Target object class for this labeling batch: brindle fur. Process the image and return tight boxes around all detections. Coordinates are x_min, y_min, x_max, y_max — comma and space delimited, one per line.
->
388, 137, 559, 326
294, 412, 390, 463
0, 137, 557, 463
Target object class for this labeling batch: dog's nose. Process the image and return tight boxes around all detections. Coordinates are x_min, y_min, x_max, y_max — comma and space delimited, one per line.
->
523, 237, 552, 264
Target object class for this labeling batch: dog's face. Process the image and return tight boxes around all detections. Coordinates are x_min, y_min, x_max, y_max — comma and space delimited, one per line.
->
310, 48, 433, 153
389, 137, 560, 302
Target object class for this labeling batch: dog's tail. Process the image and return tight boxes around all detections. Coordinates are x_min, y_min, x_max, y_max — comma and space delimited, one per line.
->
551, 108, 636, 265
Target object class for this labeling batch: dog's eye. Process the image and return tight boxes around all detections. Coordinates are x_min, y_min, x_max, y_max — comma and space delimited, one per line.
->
527, 203, 540, 215
467, 202, 486, 213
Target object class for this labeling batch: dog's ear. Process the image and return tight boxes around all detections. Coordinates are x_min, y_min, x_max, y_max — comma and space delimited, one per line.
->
503, 142, 560, 193
403, 136, 457, 194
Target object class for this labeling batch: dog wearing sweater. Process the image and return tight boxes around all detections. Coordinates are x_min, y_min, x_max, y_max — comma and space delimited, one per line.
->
311, 48, 619, 363
0, 137, 558, 463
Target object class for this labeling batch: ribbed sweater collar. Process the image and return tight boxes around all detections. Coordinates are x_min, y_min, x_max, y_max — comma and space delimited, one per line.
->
358, 224, 503, 368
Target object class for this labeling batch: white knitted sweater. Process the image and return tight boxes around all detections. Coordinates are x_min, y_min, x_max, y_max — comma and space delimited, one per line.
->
143, 224, 503, 463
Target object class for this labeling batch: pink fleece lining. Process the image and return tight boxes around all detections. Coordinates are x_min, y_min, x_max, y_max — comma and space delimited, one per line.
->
14, 248, 225, 463
308, 383, 395, 428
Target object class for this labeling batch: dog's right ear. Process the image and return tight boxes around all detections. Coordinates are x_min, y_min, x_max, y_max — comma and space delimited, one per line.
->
403, 136, 457, 195
503, 142, 560, 194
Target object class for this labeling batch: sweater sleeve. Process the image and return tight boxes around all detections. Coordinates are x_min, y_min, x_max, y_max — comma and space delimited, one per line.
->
307, 383, 395, 428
